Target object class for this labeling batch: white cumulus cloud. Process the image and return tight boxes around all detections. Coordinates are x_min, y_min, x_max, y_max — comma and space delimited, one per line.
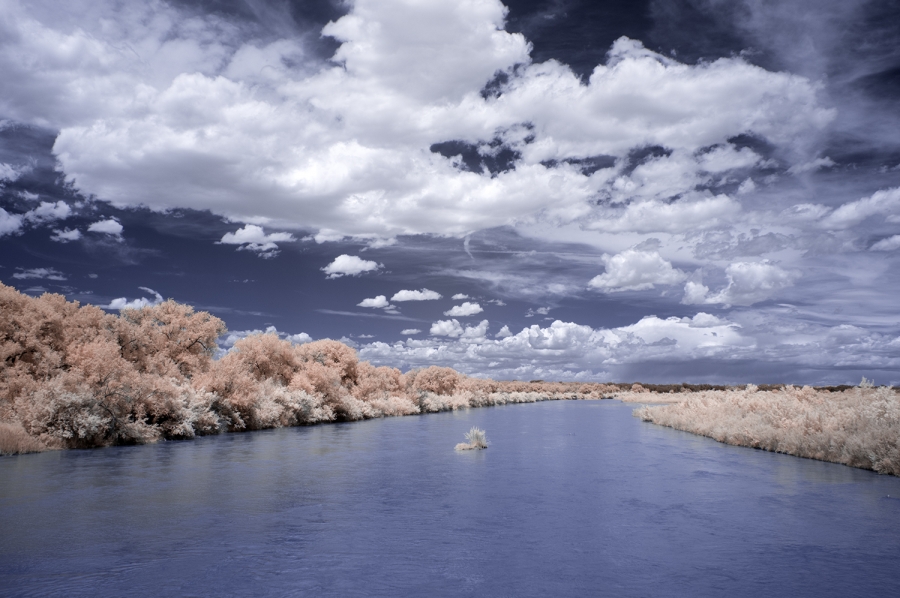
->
588, 249, 687, 292
1, 0, 832, 243
286, 332, 312, 345
0, 208, 23, 237
362, 312, 751, 380
819, 187, 900, 230
87, 218, 123, 236
871, 235, 900, 252
586, 194, 742, 234
322, 255, 382, 279
106, 287, 163, 310
427, 318, 489, 339
219, 224, 295, 258
50, 228, 81, 242
787, 156, 835, 175
391, 289, 442, 301
358, 295, 390, 308
359, 307, 899, 383
462, 319, 489, 339
24, 201, 71, 223
444, 301, 483, 316
682, 261, 797, 307
698, 145, 762, 173
0, 162, 26, 182
430, 319, 464, 337
220, 326, 313, 350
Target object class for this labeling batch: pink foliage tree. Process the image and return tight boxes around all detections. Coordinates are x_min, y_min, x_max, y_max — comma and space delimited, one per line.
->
2, 283, 225, 447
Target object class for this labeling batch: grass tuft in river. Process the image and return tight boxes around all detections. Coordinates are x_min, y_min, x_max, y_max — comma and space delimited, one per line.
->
455, 426, 488, 450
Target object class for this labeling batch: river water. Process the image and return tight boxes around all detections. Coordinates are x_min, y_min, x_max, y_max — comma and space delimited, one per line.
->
1, 400, 899, 597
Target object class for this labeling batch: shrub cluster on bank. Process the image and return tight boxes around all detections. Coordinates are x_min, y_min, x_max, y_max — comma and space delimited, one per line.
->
0, 283, 616, 454
630, 384, 900, 476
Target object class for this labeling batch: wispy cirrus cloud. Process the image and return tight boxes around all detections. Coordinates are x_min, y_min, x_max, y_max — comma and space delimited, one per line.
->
13, 267, 66, 280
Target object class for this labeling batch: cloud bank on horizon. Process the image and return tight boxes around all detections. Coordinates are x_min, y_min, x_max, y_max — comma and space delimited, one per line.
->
1, 0, 899, 384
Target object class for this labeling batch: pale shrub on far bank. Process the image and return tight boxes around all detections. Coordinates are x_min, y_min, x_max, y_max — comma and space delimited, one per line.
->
633, 384, 900, 475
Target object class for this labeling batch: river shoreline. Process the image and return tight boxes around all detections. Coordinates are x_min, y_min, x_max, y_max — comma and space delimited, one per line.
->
7, 382, 898, 480
626, 384, 900, 476
0, 389, 610, 456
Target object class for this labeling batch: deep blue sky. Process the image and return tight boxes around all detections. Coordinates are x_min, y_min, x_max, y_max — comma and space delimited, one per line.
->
2, 0, 900, 384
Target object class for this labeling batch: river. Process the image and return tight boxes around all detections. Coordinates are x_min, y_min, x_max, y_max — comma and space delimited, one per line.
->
1, 400, 898, 597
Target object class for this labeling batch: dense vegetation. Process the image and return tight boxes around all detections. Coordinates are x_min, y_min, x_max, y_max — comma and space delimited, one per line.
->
4, 282, 897, 478
625, 384, 900, 476
0, 283, 615, 454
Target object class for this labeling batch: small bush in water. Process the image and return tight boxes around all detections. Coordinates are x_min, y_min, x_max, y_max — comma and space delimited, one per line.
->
456, 426, 488, 450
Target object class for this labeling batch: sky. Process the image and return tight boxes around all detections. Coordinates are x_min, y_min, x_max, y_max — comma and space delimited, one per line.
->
2, 0, 900, 385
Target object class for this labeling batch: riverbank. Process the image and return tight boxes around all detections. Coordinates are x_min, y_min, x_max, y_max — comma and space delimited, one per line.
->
4, 283, 896, 471
0, 282, 619, 455
0, 389, 611, 455
628, 384, 900, 476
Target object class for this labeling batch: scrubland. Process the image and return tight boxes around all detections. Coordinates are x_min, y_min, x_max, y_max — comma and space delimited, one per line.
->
0, 283, 615, 454
629, 383, 900, 476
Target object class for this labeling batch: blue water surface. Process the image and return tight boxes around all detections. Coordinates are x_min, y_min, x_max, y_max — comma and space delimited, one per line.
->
1, 400, 899, 597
